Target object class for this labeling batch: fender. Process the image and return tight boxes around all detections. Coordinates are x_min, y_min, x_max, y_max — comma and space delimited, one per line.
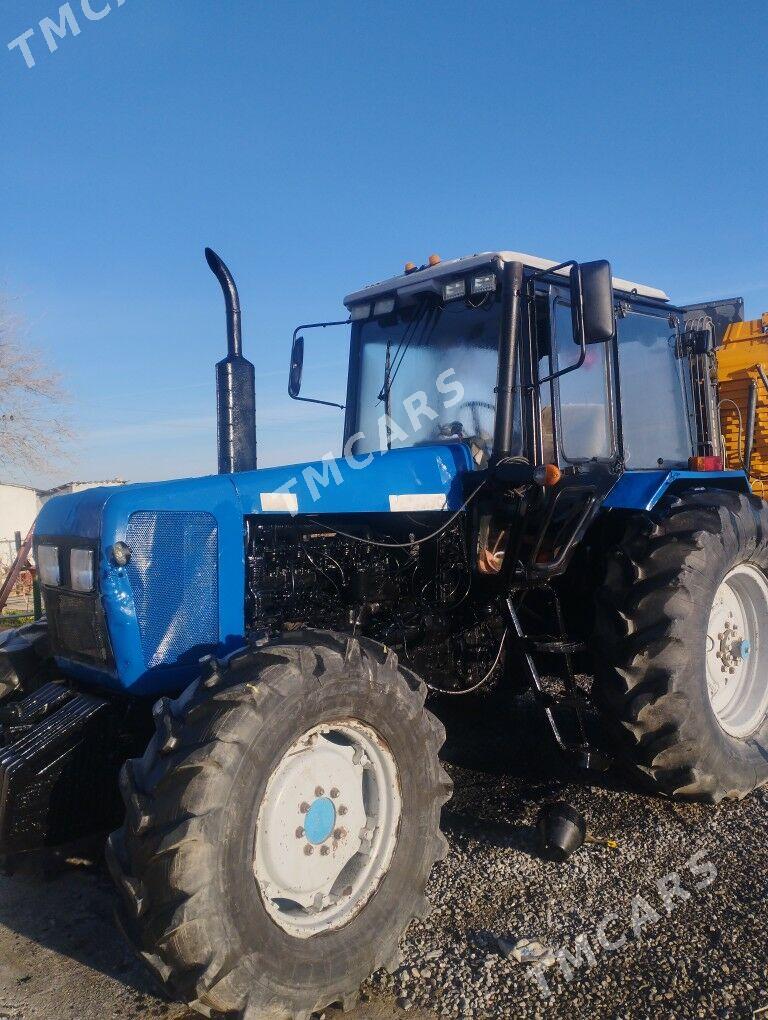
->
602, 469, 750, 512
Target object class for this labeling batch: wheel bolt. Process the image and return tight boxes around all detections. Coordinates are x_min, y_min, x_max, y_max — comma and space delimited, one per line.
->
320, 845, 330, 856
315, 786, 324, 797
338, 805, 348, 816
330, 787, 340, 799
304, 844, 314, 856
295, 827, 304, 839
729, 667, 736, 675
333, 828, 346, 840
300, 802, 310, 813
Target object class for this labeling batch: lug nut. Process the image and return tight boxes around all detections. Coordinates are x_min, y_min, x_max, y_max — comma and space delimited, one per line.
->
330, 787, 340, 799
304, 844, 314, 856
338, 805, 348, 816
315, 786, 324, 797
320, 845, 330, 856
295, 827, 304, 839
333, 828, 346, 840
300, 802, 310, 813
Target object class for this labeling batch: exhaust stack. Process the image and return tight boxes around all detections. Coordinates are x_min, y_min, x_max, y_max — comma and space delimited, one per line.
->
205, 247, 257, 474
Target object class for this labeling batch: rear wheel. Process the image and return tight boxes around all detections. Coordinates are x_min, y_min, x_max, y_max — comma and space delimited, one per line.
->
593, 490, 768, 801
107, 631, 451, 1019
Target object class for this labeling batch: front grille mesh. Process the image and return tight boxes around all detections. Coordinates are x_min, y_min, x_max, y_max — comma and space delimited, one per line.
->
125, 511, 219, 668
47, 591, 112, 665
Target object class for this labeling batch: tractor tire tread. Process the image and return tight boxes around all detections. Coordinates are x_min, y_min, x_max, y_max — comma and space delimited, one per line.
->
593, 489, 768, 802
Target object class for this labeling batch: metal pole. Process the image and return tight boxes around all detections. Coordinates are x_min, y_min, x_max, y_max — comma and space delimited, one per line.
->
744, 379, 758, 474
492, 261, 523, 461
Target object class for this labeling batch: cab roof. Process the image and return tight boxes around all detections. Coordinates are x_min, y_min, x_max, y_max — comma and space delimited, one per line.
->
344, 250, 669, 307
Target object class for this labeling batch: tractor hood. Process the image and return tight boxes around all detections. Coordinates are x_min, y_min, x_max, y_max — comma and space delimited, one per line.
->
34, 443, 475, 696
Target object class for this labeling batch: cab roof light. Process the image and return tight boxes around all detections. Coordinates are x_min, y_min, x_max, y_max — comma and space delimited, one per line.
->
442, 278, 466, 302
471, 272, 497, 295
428, 254, 441, 267
349, 303, 370, 321
373, 296, 396, 316
404, 261, 417, 274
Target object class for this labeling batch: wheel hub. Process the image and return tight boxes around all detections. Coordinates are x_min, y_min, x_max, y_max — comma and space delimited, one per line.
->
706, 564, 768, 738
304, 796, 336, 844
253, 720, 401, 938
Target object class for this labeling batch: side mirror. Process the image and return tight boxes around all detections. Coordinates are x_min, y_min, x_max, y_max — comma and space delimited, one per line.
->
570, 260, 615, 344
288, 336, 304, 398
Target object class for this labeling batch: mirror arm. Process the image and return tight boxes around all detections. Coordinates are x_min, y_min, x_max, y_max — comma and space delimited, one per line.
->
288, 318, 350, 411
525, 270, 588, 385
292, 319, 351, 341
538, 334, 587, 385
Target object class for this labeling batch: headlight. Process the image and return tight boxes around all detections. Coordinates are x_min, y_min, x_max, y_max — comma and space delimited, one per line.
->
37, 544, 60, 586
70, 548, 94, 592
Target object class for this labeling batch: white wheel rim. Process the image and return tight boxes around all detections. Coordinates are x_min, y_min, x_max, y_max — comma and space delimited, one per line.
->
706, 563, 768, 738
253, 719, 401, 938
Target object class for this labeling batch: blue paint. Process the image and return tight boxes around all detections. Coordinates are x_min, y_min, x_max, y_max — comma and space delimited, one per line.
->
738, 640, 751, 659
304, 797, 336, 844
34, 443, 476, 697
233, 441, 474, 516
603, 470, 750, 511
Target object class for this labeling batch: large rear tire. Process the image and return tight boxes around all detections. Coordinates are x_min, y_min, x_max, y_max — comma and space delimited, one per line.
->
593, 490, 768, 802
106, 631, 451, 1019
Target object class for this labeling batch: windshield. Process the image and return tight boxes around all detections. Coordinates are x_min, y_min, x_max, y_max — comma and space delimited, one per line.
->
349, 294, 507, 456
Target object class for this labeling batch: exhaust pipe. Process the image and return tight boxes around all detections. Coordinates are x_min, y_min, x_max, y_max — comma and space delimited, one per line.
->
205, 247, 257, 474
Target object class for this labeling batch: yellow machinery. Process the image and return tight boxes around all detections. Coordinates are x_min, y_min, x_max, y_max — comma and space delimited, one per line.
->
717, 312, 768, 495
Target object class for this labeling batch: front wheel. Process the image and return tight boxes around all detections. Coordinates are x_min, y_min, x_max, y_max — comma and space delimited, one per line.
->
107, 632, 451, 1019
593, 490, 768, 802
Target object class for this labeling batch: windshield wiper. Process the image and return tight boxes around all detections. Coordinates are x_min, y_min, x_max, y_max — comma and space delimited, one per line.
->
377, 299, 439, 409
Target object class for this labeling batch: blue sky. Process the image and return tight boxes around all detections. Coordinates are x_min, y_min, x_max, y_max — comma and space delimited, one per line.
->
1, 0, 766, 487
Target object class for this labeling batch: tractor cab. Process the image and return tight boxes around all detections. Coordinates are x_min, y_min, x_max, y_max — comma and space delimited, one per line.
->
290, 250, 727, 582
294, 251, 697, 470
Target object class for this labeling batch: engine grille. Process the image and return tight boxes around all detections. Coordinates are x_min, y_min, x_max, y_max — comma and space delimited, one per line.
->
47, 590, 113, 666
125, 511, 219, 668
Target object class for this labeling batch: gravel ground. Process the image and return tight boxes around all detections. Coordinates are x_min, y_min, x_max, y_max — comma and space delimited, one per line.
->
1, 688, 766, 1019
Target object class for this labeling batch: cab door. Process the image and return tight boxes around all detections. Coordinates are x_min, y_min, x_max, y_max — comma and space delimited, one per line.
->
537, 285, 617, 469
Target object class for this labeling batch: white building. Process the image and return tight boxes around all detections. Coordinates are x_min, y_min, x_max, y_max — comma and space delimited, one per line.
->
0, 483, 41, 549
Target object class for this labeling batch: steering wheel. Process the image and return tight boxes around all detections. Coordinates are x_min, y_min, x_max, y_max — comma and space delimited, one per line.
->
437, 400, 494, 441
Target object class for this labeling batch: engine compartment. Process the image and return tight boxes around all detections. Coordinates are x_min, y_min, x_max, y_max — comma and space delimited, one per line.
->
246, 514, 506, 691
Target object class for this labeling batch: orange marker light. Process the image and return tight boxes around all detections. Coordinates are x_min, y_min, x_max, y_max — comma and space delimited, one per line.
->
533, 463, 562, 487
428, 254, 441, 267
404, 261, 416, 273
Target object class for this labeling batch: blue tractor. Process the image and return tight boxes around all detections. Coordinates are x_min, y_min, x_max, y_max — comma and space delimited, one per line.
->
1, 248, 765, 1018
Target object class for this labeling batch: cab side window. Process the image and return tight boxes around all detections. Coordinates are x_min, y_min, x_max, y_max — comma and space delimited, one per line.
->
538, 293, 613, 463
616, 311, 692, 468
